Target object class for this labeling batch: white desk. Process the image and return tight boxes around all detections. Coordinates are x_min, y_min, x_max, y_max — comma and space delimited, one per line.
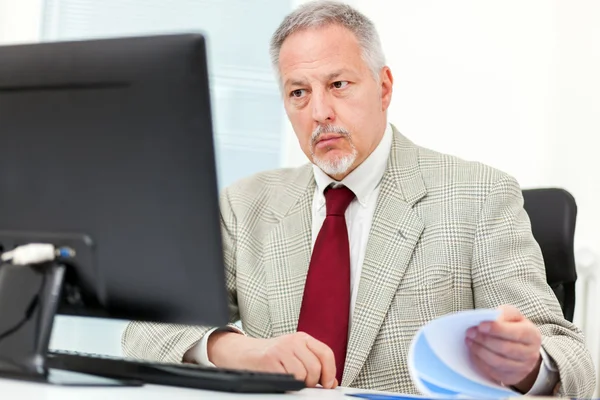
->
0, 378, 395, 400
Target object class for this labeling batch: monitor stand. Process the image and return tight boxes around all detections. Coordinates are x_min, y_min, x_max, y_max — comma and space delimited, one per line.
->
0, 261, 140, 387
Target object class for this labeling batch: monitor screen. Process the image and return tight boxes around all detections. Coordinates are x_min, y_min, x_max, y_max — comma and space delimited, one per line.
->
0, 34, 228, 328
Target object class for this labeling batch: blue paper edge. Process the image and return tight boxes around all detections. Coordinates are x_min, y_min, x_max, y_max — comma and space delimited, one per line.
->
346, 394, 430, 400
412, 330, 518, 398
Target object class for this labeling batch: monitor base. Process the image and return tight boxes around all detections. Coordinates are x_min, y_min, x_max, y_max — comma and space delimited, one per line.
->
0, 260, 118, 386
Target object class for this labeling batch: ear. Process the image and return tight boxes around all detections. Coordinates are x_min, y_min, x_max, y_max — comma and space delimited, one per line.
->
379, 66, 394, 111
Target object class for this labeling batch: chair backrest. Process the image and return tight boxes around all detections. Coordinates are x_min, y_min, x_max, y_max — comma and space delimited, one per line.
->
522, 188, 577, 322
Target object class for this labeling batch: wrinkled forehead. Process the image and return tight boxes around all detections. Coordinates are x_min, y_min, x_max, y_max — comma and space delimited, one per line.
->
278, 25, 367, 87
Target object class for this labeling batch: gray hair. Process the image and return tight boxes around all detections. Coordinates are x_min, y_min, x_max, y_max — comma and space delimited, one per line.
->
269, 1, 386, 83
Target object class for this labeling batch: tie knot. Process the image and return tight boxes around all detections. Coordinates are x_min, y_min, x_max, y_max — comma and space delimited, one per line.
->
324, 186, 355, 216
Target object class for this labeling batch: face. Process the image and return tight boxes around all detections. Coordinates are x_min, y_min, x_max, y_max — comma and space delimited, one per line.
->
278, 24, 393, 180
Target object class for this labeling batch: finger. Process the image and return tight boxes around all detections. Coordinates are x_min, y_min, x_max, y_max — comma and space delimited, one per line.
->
280, 353, 308, 383
305, 336, 337, 388
261, 358, 287, 374
497, 304, 524, 323
471, 348, 533, 387
477, 320, 541, 345
468, 346, 503, 384
293, 342, 322, 387
466, 329, 534, 362
466, 337, 528, 373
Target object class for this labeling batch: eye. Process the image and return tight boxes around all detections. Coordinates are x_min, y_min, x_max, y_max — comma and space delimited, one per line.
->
332, 81, 349, 89
290, 89, 306, 98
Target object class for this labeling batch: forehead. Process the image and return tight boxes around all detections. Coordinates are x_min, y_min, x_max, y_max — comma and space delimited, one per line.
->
278, 24, 367, 84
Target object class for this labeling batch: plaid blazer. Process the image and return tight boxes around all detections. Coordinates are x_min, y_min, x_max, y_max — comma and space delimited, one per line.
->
122, 128, 595, 397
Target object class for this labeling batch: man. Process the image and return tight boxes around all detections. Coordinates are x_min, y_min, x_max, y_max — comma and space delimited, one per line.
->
122, 1, 595, 396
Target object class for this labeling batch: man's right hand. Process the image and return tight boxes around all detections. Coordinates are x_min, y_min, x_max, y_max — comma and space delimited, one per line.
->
207, 331, 338, 389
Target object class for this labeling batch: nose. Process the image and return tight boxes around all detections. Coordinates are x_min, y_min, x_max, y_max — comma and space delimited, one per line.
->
311, 90, 335, 124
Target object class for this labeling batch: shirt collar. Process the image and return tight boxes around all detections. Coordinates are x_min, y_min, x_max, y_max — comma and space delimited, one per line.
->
313, 123, 393, 208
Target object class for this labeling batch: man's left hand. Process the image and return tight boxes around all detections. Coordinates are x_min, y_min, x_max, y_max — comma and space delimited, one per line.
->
466, 305, 542, 393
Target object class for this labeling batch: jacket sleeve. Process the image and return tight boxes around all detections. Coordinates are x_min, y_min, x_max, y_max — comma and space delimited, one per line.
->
471, 173, 596, 398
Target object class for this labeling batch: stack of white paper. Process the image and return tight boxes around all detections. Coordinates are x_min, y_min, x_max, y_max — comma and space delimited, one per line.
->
407, 309, 521, 399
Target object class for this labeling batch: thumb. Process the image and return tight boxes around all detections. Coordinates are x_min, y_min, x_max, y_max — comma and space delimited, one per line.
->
497, 304, 524, 322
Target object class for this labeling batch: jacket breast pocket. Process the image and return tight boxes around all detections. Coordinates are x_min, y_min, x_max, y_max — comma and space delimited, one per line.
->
392, 266, 457, 324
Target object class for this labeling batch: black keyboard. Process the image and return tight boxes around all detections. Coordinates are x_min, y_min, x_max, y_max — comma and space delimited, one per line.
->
47, 350, 305, 393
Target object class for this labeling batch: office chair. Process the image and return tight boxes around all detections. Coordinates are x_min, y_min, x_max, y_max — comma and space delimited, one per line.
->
522, 188, 577, 322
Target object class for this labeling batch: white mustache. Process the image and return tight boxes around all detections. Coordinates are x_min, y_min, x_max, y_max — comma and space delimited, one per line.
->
310, 124, 350, 146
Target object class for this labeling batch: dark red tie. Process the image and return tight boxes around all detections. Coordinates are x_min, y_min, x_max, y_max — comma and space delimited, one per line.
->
297, 185, 355, 383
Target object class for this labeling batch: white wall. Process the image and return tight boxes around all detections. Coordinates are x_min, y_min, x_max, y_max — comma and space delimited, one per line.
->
0, 0, 43, 44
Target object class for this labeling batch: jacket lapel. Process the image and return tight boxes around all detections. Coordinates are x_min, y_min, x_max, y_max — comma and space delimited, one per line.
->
342, 128, 427, 386
263, 165, 316, 336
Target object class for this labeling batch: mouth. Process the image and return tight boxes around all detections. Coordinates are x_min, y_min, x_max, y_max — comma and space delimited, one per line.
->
315, 134, 345, 149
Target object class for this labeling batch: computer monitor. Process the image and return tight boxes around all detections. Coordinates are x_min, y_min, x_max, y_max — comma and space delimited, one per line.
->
0, 34, 229, 383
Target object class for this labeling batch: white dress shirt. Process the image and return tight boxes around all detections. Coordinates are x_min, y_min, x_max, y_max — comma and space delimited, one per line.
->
192, 123, 557, 394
